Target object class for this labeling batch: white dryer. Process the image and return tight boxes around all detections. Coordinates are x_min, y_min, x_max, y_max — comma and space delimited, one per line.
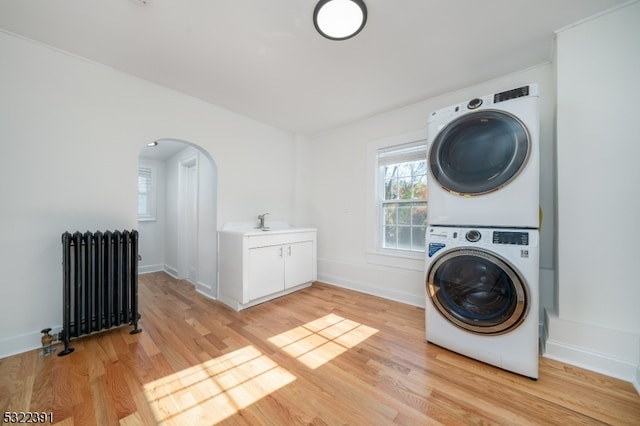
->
427, 84, 540, 228
424, 226, 539, 379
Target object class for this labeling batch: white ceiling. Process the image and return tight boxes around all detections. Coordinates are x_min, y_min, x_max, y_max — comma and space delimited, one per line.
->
138, 139, 190, 161
0, 0, 628, 136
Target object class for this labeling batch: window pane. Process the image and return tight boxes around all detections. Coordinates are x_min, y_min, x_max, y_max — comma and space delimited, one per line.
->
384, 166, 398, 200
413, 174, 427, 199
397, 227, 411, 250
383, 204, 397, 225
384, 178, 397, 200
412, 203, 428, 226
397, 205, 411, 225
397, 163, 412, 178
384, 226, 397, 248
399, 177, 413, 199
412, 226, 426, 250
138, 194, 147, 216
138, 165, 155, 220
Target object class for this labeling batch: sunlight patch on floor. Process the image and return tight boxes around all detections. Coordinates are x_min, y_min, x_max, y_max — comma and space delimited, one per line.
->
143, 345, 296, 425
268, 313, 379, 369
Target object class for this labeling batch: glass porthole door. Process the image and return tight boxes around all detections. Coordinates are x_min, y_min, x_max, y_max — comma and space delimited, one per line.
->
426, 248, 528, 334
429, 110, 530, 195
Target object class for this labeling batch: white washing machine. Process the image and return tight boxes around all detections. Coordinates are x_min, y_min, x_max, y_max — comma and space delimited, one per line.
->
424, 226, 539, 379
427, 84, 540, 228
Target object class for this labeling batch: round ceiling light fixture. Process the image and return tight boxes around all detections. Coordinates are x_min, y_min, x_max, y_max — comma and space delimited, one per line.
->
313, 0, 367, 41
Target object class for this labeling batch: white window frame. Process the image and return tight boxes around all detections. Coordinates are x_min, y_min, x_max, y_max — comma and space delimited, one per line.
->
365, 129, 428, 271
138, 163, 157, 221
378, 142, 428, 252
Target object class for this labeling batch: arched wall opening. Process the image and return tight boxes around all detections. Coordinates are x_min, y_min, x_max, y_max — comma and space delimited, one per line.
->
137, 138, 218, 300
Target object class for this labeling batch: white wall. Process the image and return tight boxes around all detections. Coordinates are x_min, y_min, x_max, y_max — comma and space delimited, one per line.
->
304, 64, 557, 311
0, 30, 297, 358
162, 145, 218, 299
138, 158, 166, 274
548, 2, 640, 388
195, 149, 218, 299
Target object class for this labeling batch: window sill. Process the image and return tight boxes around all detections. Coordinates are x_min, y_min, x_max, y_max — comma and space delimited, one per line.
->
137, 217, 156, 222
365, 250, 425, 272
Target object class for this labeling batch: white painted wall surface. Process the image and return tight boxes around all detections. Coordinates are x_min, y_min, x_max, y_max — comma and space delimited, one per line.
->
550, 2, 640, 387
0, 30, 296, 358
304, 64, 557, 311
162, 145, 218, 299
195, 149, 218, 299
137, 158, 166, 274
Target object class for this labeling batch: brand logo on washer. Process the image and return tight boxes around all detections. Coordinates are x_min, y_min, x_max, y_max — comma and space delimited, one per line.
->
521, 249, 529, 258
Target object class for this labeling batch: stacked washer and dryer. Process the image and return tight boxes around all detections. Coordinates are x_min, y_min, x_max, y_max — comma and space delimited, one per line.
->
424, 84, 540, 379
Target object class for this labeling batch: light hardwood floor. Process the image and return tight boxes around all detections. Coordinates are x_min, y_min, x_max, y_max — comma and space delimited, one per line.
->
1, 272, 639, 425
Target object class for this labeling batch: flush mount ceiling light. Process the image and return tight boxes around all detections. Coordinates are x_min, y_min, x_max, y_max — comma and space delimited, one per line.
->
314, 0, 367, 41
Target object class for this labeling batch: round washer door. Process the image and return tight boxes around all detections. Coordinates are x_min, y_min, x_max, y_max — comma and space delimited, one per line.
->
426, 247, 529, 334
429, 110, 530, 195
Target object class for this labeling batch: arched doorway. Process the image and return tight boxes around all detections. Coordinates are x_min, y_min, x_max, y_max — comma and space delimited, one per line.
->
138, 138, 218, 299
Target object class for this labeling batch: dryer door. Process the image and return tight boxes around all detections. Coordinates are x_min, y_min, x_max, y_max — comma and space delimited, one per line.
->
429, 110, 530, 195
426, 247, 528, 334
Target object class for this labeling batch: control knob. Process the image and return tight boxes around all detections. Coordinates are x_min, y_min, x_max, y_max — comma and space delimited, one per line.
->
465, 230, 481, 242
467, 98, 483, 109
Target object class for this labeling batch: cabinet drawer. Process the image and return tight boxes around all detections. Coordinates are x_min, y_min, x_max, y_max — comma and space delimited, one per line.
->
247, 231, 316, 249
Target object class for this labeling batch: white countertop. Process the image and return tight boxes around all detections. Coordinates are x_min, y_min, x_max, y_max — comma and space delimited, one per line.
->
219, 221, 316, 236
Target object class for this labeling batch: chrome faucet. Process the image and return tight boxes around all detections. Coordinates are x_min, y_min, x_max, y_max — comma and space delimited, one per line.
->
256, 213, 270, 230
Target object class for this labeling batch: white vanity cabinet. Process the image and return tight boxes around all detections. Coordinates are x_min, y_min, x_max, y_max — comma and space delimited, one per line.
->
218, 228, 317, 311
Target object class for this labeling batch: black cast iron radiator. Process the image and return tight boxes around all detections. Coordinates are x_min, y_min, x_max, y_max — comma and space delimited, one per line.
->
59, 230, 141, 356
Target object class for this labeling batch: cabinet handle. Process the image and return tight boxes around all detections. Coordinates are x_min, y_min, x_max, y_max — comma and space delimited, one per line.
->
288, 246, 292, 256
279, 247, 283, 258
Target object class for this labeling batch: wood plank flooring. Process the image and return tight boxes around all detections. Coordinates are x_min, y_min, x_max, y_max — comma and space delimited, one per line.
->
1, 272, 639, 425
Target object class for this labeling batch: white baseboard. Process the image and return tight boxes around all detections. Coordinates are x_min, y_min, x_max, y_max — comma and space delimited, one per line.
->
163, 265, 179, 279
544, 340, 638, 383
196, 280, 212, 291
138, 264, 165, 274
317, 257, 426, 307
196, 280, 217, 301
0, 331, 44, 359
317, 272, 425, 308
0, 324, 65, 360
543, 308, 640, 390
196, 287, 217, 301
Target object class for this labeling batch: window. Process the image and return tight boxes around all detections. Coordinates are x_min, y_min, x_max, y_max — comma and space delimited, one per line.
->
138, 165, 156, 221
377, 142, 427, 253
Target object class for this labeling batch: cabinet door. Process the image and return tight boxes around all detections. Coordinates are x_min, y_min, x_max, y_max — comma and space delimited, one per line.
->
285, 241, 314, 289
248, 245, 285, 301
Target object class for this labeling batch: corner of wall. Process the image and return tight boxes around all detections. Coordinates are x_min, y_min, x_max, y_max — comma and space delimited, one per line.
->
543, 308, 640, 386
540, 306, 552, 356
139, 264, 165, 274
635, 337, 640, 394
163, 265, 179, 279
